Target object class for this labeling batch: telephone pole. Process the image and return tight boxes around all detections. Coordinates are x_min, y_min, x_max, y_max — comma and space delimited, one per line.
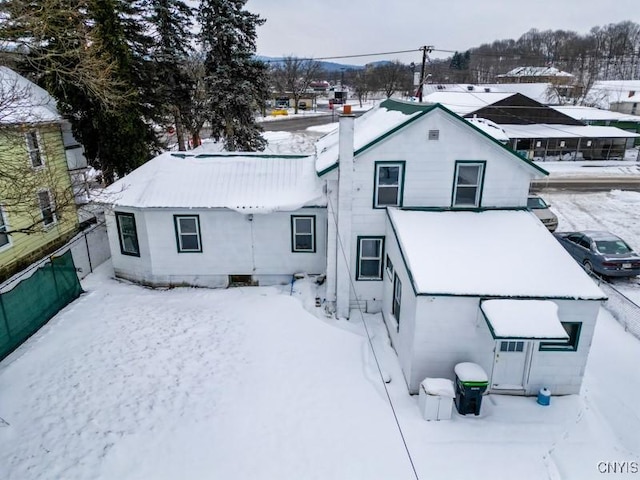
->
417, 45, 434, 102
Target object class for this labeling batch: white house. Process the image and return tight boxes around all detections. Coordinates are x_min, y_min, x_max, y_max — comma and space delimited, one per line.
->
103, 98, 606, 396
383, 208, 605, 394
103, 152, 326, 287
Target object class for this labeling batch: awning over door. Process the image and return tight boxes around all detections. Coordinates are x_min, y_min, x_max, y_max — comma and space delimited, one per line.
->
480, 299, 569, 340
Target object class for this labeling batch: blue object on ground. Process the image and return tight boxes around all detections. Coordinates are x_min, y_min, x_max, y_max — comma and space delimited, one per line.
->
537, 387, 551, 406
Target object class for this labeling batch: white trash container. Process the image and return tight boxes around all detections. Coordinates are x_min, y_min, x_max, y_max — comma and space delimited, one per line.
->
418, 378, 455, 421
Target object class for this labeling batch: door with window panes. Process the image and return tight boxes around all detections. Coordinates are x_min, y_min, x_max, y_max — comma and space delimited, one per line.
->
491, 340, 530, 390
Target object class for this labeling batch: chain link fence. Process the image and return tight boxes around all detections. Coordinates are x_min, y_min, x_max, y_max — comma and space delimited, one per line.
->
597, 279, 640, 341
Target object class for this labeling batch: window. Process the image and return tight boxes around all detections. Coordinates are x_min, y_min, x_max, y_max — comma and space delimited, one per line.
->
26, 130, 44, 168
291, 216, 315, 252
452, 161, 485, 207
357, 237, 384, 280
392, 274, 402, 329
500, 341, 524, 352
37, 190, 55, 226
540, 322, 582, 351
374, 162, 404, 208
0, 208, 9, 248
385, 254, 394, 279
116, 212, 140, 257
174, 215, 202, 253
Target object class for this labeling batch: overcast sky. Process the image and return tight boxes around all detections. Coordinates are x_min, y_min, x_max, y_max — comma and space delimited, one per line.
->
245, 0, 638, 64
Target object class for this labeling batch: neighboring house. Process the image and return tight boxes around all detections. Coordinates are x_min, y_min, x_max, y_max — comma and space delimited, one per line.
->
103, 98, 606, 397
585, 80, 640, 113
0, 67, 80, 281
423, 91, 640, 160
496, 66, 575, 86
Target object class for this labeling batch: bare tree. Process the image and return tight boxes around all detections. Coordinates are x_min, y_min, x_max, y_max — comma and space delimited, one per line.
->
270, 56, 322, 114
179, 53, 210, 149
369, 61, 412, 99
0, 0, 131, 110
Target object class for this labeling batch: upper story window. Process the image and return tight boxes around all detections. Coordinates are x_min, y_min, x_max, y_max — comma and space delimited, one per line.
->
374, 161, 404, 208
37, 190, 56, 226
291, 215, 316, 252
452, 161, 485, 207
116, 212, 140, 257
26, 130, 44, 168
174, 215, 202, 253
0, 207, 10, 249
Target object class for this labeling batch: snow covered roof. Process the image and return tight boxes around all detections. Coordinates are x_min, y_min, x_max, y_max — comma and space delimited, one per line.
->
552, 105, 640, 122
315, 98, 538, 176
315, 99, 437, 174
479, 83, 555, 104
584, 81, 640, 109
104, 152, 325, 213
421, 91, 514, 115
481, 299, 569, 340
466, 117, 510, 142
387, 208, 606, 300
0, 66, 60, 124
500, 123, 640, 139
497, 66, 574, 78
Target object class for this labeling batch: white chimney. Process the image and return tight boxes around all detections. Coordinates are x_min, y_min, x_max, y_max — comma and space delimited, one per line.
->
335, 108, 355, 319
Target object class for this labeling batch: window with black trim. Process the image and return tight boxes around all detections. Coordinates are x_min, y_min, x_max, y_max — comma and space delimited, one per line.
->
392, 274, 402, 329
116, 212, 140, 257
374, 162, 404, 207
357, 237, 384, 280
174, 215, 202, 252
453, 162, 484, 207
0, 207, 9, 248
291, 216, 315, 252
26, 130, 44, 168
540, 322, 582, 351
37, 190, 56, 226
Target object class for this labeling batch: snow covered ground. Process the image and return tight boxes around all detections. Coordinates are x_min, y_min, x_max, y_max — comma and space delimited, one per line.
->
2, 124, 640, 479
1, 262, 639, 479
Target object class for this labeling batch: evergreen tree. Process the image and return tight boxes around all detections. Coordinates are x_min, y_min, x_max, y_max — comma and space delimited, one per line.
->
142, 0, 194, 150
198, 0, 268, 151
67, 0, 159, 183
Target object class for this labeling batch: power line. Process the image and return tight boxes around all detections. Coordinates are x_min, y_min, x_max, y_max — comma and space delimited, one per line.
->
326, 193, 420, 480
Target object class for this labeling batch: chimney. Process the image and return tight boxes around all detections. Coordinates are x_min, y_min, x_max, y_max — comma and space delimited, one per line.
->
335, 111, 355, 319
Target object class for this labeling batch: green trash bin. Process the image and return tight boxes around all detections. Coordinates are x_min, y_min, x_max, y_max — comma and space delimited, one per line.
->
454, 362, 489, 416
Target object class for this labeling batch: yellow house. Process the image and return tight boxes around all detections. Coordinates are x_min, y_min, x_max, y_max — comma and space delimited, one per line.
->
0, 67, 79, 282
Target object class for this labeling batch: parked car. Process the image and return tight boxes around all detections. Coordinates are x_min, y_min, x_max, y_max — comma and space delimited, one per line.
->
553, 230, 640, 277
298, 101, 307, 110
527, 195, 558, 232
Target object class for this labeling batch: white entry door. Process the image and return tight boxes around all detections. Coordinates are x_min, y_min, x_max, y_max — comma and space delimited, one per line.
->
491, 340, 530, 390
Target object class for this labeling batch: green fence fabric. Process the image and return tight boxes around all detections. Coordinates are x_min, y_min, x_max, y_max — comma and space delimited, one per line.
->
0, 250, 83, 361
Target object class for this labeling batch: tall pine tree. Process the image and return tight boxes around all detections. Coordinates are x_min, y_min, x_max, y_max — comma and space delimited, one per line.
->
143, 0, 194, 150
69, 0, 159, 183
198, 0, 268, 151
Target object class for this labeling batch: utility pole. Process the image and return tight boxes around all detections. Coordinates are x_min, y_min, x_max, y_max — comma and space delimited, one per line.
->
417, 45, 434, 102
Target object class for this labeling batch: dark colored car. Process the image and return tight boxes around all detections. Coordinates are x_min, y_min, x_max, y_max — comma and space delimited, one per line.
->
553, 230, 640, 277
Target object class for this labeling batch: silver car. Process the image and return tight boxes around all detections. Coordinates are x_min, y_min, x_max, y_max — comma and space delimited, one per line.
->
528, 195, 558, 232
